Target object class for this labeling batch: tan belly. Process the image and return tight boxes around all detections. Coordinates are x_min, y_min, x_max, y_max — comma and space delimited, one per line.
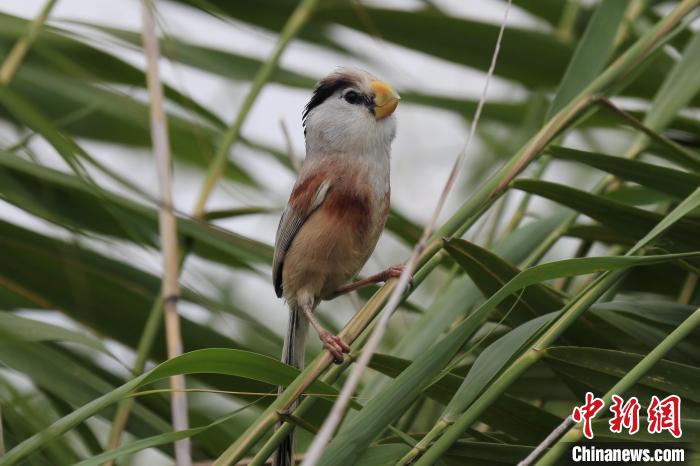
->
282, 197, 385, 303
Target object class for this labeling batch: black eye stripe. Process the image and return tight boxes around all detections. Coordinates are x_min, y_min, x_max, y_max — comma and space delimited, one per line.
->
344, 90, 362, 104
343, 91, 375, 109
303, 77, 354, 125
302, 74, 377, 129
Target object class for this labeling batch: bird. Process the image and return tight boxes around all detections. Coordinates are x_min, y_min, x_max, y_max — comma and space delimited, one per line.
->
271, 67, 401, 466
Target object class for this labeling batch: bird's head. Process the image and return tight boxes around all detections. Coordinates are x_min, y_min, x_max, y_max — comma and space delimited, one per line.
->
303, 68, 400, 156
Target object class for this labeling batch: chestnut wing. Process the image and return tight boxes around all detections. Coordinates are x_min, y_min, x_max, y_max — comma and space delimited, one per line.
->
273, 175, 331, 297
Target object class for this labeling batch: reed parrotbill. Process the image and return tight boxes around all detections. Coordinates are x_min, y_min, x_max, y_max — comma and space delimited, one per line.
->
271, 67, 401, 466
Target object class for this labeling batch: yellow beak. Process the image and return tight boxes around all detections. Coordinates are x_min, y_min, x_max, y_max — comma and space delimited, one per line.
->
371, 80, 400, 120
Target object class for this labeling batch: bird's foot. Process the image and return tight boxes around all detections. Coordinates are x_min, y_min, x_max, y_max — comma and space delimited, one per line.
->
319, 330, 350, 364
381, 264, 414, 290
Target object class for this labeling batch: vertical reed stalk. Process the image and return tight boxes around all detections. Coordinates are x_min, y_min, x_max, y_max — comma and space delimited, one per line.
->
104, 0, 320, 455
142, 2, 191, 465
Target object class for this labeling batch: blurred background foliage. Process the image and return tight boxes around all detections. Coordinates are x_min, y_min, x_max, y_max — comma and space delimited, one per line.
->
0, 0, 699, 465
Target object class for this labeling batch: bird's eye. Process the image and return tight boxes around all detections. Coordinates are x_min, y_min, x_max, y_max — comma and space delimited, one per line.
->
344, 91, 361, 104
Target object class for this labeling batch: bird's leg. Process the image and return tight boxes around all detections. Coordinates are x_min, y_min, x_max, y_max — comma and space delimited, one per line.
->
330, 264, 408, 299
301, 303, 350, 364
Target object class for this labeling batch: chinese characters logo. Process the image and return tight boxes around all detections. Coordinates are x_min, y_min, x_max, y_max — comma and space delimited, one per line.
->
571, 392, 682, 439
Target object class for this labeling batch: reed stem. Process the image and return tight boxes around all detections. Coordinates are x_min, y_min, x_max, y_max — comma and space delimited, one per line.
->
142, 2, 191, 464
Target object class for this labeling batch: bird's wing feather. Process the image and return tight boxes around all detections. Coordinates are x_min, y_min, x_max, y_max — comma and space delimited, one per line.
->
273, 175, 331, 297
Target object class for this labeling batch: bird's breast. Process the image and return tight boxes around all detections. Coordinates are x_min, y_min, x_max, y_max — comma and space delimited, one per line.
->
281, 157, 390, 301
323, 189, 372, 237
326, 160, 389, 239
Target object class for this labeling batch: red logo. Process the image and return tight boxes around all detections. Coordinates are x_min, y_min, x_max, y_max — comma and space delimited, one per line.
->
609, 395, 640, 435
572, 392, 605, 439
647, 395, 682, 438
572, 393, 682, 439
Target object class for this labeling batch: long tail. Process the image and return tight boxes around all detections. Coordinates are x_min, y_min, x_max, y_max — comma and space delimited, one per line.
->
273, 303, 308, 466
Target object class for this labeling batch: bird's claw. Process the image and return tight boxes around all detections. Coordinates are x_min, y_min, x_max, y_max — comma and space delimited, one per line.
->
319, 330, 350, 364
383, 264, 414, 291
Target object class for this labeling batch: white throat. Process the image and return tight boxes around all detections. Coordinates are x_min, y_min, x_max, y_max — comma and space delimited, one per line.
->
304, 105, 396, 158
305, 113, 395, 196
